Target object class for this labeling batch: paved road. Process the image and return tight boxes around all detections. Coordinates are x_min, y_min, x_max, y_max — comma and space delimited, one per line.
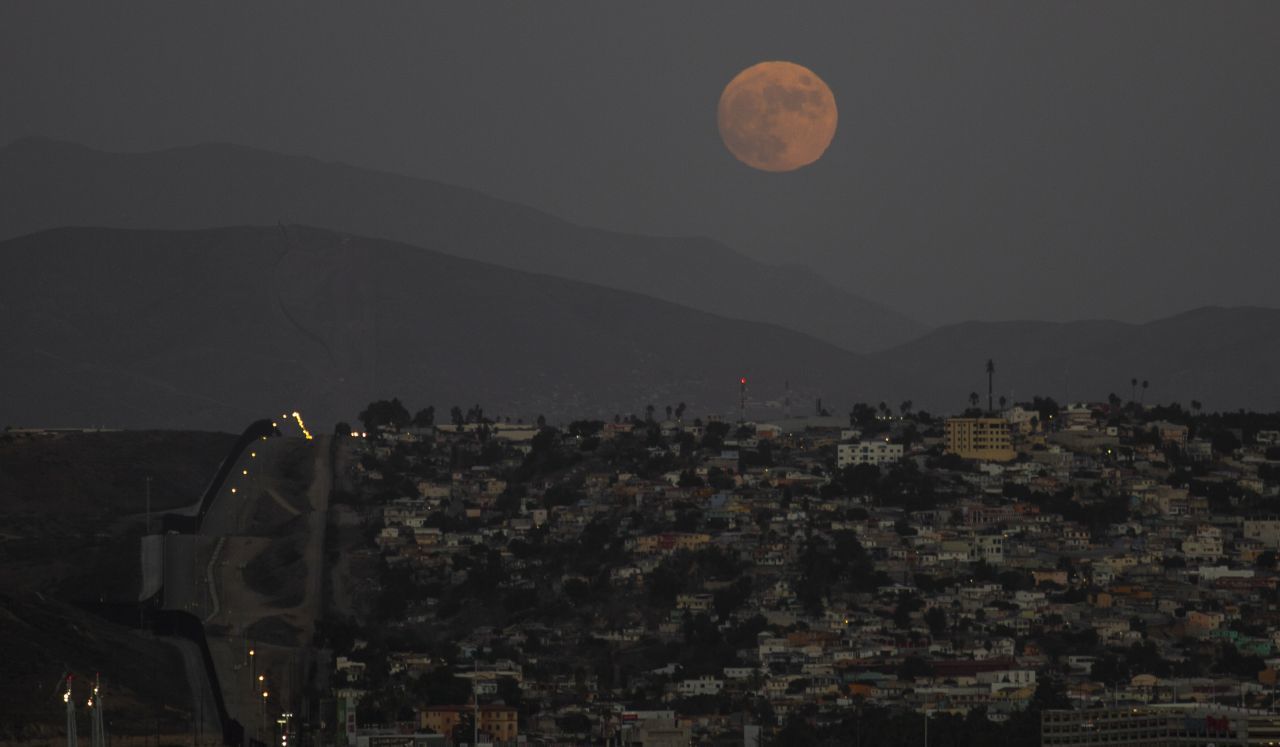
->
200, 435, 331, 732
151, 432, 330, 739
165, 636, 223, 741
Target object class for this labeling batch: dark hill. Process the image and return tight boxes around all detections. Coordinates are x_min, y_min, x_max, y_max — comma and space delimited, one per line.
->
0, 226, 879, 430
0, 137, 926, 352
874, 306, 1280, 413
3, 226, 1278, 431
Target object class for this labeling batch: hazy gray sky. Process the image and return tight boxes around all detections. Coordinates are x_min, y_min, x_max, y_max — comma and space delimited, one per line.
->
3, 1, 1278, 324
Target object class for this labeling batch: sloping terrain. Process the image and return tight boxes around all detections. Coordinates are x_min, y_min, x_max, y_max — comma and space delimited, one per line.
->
0, 592, 194, 741
0, 225, 878, 431
0, 430, 236, 742
0, 137, 926, 352
0, 430, 235, 599
874, 306, 1280, 413
3, 226, 1278, 433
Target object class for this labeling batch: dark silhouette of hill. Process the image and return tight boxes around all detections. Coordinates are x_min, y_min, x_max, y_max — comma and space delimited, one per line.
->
3, 226, 1277, 431
0, 137, 926, 353
874, 306, 1280, 413
0, 226, 877, 430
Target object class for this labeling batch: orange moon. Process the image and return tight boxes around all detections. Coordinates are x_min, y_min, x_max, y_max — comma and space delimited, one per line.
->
717, 61, 838, 172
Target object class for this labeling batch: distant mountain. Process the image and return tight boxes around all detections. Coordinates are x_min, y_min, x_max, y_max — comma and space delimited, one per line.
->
874, 307, 1280, 414
0, 137, 926, 352
3, 226, 1276, 431
0, 226, 879, 430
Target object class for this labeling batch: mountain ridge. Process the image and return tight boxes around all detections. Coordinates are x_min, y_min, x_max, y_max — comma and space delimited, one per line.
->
3, 225, 1280, 431
0, 137, 926, 353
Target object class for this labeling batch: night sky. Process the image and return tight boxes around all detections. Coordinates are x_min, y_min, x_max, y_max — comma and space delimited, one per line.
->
3, 1, 1278, 324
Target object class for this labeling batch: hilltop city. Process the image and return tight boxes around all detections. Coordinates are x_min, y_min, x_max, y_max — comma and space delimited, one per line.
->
317, 382, 1280, 746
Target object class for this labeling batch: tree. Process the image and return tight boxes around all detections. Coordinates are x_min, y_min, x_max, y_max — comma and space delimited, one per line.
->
986, 358, 995, 413
645, 404, 655, 422
897, 655, 932, 680
998, 395, 1007, 411
1141, 380, 1150, 404
556, 713, 591, 736
849, 403, 878, 430
893, 593, 922, 629
1131, 377, 1138, 402
969, 392, 980, 409
665, 404, 673, 420
359, 398, 411, 432
412, 406, 435, 427
675, 402, 687, 421
334, 421, 352, 437
924, 607, 949, 637
899, 400, 913, 417
450, 406, 464, 427
1032, 671, 1071, 710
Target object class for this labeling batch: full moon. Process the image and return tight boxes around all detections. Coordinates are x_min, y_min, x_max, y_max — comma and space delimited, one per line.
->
717, 60, 838, 172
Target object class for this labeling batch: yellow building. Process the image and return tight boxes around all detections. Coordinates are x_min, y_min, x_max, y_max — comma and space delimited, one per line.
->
419, 705, 518, 743
944, 418, 1015, 461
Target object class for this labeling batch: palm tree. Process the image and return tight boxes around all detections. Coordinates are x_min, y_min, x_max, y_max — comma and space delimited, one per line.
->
1191, 400, 1202, 413
998, 395, 1007, 410
899, 400, 913, 417
1130, 378, 1138, 402
969, 392, 980, 409
1141, 380, 1149, 405
986, 359, 995, 414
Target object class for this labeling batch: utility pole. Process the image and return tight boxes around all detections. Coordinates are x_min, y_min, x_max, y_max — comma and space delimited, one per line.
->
145, 476, 152, 533
64, 676, 77, 747
89, 674, 104, 747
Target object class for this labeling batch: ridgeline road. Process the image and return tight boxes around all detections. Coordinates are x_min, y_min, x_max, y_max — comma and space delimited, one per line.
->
161, 432, 331, 741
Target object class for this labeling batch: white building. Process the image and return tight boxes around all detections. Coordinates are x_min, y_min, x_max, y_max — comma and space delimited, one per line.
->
1181, 526, 1224, 560
677, 676, 725, 696
1244, 519, 1280, 549
837, 440, 904, 469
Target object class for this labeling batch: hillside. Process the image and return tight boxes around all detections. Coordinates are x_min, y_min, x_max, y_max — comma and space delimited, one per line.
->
0, 137, 926, 352
0, 226, 880, 431
3, 226, 1278, 432
0, 592, 194, 741
875, 306, 1280, 413
0, 429, 241, 742
0, 429, 236, 600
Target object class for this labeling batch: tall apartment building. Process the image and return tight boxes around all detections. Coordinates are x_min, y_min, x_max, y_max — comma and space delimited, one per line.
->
944, 417, 1015, 462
